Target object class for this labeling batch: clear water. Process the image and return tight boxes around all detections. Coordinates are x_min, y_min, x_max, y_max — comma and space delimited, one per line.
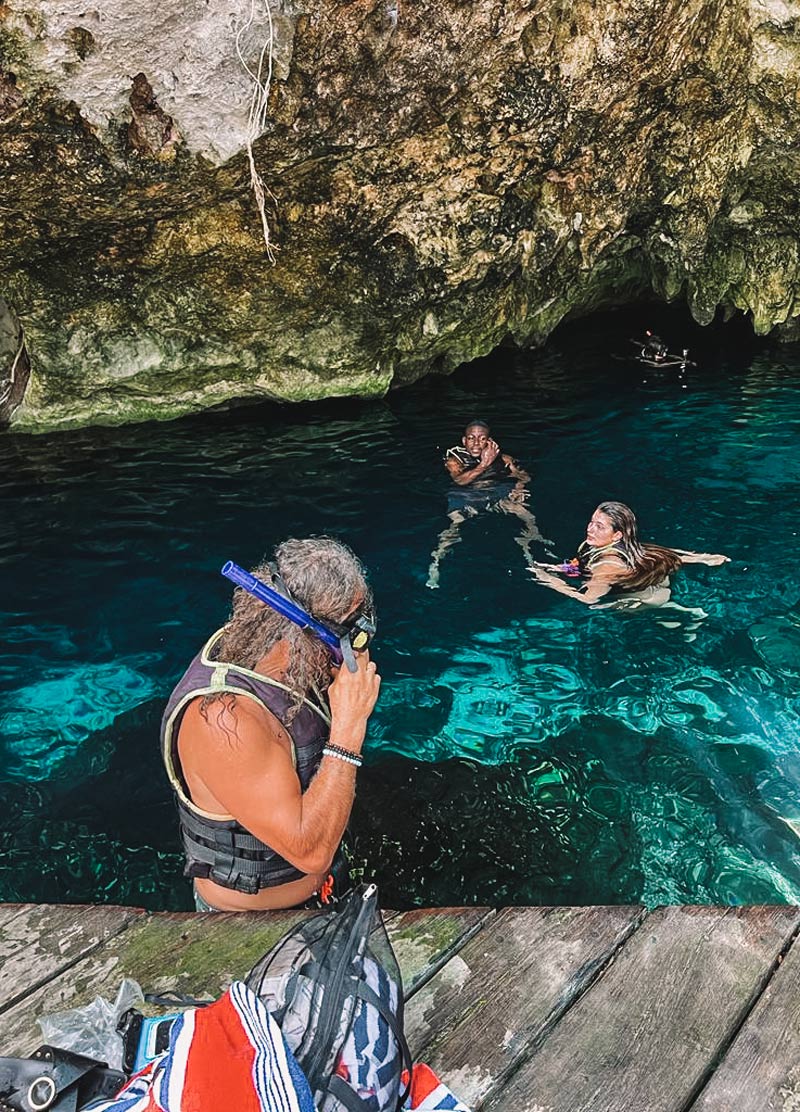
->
2, 305, 799, 911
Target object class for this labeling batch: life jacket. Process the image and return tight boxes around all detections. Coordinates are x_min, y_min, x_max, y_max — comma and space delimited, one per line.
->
444, 445, 512, 482
576, 540, 635, 577
161, 629, 330, 895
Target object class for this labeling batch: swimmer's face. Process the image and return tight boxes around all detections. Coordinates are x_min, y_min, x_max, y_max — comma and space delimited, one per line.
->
462, 425, 491, 457
586, 509, 622, 546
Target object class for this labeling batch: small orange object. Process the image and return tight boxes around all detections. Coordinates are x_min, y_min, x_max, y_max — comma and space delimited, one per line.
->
319, 873, 335, 905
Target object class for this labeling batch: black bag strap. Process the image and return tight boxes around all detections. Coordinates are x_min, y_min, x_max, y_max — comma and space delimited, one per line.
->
143, 991, 212, 1008
353, 979, 413, 1108
327, 1073, 374, 1112
354, 980, 411, 1065
294, 958, 413, 1110
0, 1047, 126, 1112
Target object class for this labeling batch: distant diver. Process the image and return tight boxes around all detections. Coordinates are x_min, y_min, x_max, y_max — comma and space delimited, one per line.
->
630, 331, 695, 369
426, 419, 550, 588
529, 501, 729, 608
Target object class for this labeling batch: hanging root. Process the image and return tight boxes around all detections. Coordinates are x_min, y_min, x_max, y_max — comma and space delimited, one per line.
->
0, 332, 25, 408
235, 0, 278, 262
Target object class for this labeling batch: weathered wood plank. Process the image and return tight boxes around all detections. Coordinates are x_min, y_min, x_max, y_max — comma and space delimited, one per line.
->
0, 909, 309, 1055
0, 906, 36, 930
486, 905, 800, 1112
0, 905, 45, 947
0, 901, 485, 1055
387, 907, 495, 997
690, 924, 800, 1111
405, 905, 644, 1109
0, 904, 143, 1015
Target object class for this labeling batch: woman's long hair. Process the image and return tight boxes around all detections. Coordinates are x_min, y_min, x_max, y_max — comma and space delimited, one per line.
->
595, 501, 682, 590
213, 536, 372, 719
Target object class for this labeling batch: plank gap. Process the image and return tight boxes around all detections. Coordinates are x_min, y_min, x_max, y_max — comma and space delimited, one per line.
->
478, 904, 649, 1108
679, 910, 800, 1112
404, 907, 497, 1001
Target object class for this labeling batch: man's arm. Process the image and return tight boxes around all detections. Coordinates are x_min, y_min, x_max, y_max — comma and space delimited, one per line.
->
182, 652, 380, 875
503, 454, 530, 483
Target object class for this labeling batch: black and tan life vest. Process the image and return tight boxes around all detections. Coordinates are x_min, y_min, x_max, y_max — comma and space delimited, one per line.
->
160, 629, 330, 894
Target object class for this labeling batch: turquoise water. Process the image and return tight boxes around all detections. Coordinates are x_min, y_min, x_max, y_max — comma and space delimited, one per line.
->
1, 305, 799, 910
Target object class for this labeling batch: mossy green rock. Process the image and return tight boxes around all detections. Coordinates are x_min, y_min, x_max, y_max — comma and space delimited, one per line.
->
1, 0, 799, 431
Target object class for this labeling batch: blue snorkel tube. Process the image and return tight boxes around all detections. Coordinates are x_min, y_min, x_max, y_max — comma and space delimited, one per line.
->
221, 561, 346, 666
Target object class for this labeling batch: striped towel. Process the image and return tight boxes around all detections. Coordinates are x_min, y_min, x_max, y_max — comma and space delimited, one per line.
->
406, 1064, 472, 1111
326, 954, 402, 1111
85, 981, 315, 1112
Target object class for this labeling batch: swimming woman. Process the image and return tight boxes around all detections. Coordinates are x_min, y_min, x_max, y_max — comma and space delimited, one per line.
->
529, 501, 729, 606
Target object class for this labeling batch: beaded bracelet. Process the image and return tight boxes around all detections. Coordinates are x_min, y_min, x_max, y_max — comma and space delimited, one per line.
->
323, 745, 363, 768
325, 742, 362, 761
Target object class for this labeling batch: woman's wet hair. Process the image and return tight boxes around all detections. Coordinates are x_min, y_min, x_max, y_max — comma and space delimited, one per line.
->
595, 501, 643, 557
595, 501, 682, 589
215, 536, 372, 718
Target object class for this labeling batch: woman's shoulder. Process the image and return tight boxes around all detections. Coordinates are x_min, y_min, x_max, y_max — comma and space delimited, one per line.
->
590, 554, 631, 574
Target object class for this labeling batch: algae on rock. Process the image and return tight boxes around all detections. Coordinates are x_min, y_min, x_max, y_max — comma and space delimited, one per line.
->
1, 0, 799, 431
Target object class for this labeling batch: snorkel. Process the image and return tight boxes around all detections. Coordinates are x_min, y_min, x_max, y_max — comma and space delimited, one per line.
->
220, 561, 375, 673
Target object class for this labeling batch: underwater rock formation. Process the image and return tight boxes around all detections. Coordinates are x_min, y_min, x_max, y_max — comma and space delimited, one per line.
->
1, 0, 799, 430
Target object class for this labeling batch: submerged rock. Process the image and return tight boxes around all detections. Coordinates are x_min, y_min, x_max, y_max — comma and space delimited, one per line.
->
749, 612, 800, 678
1, 0, 799, 430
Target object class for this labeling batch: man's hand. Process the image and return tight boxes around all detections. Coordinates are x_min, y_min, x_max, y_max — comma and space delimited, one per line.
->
327, 649, 381, 754
480, 439, 500, 467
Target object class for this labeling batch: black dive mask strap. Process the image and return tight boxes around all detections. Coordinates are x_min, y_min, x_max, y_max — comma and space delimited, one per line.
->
336, 611, 377, 673
339, 635, 358, 674
267, 562, 376, 672
267, 562, 293, 601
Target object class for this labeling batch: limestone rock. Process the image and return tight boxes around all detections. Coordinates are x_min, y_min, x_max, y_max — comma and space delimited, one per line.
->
1, 0, 800, 430
0, 297, 29, 423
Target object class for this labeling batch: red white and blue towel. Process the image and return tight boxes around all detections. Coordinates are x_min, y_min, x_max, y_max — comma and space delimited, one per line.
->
85, 981, 314, 1112
85, 981, 470, 1112
405, 1064, 471, 1112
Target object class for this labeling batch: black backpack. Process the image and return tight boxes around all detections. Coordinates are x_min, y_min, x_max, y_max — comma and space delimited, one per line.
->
246, 883, 412, 1112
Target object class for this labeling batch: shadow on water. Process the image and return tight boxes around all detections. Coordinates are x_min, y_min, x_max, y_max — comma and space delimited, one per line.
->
1, 302, 800, 908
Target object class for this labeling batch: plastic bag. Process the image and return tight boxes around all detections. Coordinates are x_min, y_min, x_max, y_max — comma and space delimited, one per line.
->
38, 978, 144, 1071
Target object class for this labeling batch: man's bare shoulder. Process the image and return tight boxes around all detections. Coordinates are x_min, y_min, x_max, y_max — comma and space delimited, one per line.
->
181, 692, 286, 749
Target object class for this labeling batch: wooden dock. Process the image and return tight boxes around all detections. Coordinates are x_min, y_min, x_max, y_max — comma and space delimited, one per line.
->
0, 902, 799, 1111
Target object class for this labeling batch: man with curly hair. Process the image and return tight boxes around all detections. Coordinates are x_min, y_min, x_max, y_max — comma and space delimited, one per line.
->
161, 536, 380, 911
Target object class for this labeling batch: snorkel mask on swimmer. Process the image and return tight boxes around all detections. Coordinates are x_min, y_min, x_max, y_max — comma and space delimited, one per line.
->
220, 561, 376, 673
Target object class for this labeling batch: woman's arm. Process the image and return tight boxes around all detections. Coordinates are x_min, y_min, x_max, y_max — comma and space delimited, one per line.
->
671, 549, 730, 566
528, 563, 627, 605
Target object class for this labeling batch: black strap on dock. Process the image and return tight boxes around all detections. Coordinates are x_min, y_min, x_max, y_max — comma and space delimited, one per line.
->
0, 1045, 125, 1111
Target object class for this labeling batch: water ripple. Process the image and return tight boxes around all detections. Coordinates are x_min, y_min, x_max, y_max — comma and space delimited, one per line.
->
2, 308, 800, 908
